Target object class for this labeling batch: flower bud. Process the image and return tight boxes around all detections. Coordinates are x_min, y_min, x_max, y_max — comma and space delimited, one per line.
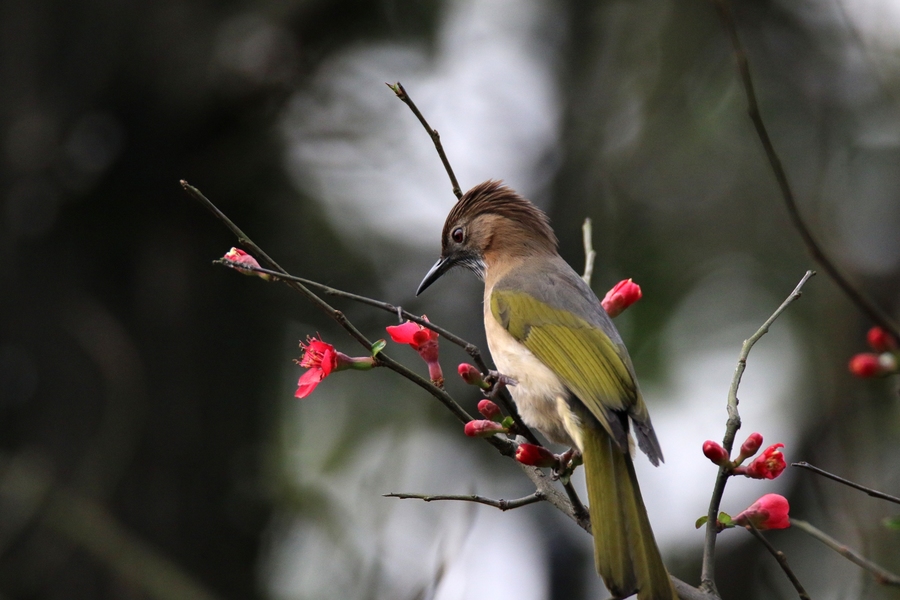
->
463, 419, 508, 438
477, 399, 502, 421
734, 494, 791, 530
867, 326, 898, 352
458, 363, 490, 389
736, 432, 763, 462
601, 279, 642, 318
849, 353, 897, 378
223, 247, 272, 280
703, 440, 730, 467
515, 443, 558, 468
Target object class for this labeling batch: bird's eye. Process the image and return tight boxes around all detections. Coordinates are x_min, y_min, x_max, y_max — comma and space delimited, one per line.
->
451, 227, 464, 243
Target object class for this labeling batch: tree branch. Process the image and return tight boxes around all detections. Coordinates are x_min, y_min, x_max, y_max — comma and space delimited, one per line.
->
700, 270, 815, 594
745, 524, 811, 600
581, 218, 597, 286
791, 519, 900, 587
384, 491, 544, 511
387, 82, 462, 200
213, 259, 491, 373
712, 0, 900, 341
792, 462, 900, 505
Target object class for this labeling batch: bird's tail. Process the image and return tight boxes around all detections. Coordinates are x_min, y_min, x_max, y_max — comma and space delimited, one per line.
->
582, 427, 677, 600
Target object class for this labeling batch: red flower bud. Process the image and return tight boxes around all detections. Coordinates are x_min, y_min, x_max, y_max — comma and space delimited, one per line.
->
458, 363, 489, 389
464, 419, 507, 438
849, 353, 897, 378
222, 247, 272, 280
737, 432, 763, 462
742, 443, 786, 480
477, 399, 502, 421
702, 440, 730, 467
734, 494, 791, 530
867, 327, 898, 352
601, 279, 642, 318
515, 443, 558, 468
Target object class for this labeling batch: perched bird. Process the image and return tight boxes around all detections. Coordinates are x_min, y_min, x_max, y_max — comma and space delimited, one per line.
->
417, 181, 676, 600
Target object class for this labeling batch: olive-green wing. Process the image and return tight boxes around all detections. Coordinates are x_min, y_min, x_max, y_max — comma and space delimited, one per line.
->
491, 287, 637, 448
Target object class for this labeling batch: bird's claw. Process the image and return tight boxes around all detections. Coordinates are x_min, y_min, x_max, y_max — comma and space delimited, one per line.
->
551, 448, 583, 482
483, 370, 517, 398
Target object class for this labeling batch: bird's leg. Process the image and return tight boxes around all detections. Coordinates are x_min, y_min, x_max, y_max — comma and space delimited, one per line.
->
552, 448, 583, 483
482, 370, 517, 398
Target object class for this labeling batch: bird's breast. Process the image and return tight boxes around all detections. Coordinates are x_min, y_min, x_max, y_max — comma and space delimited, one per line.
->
483, 300, 581, 448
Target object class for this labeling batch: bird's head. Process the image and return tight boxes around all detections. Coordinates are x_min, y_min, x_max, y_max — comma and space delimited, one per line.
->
416, 180, 557, 295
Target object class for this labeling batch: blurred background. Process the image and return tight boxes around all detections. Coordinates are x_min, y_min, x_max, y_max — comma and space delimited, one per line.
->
1, 0, 899, 598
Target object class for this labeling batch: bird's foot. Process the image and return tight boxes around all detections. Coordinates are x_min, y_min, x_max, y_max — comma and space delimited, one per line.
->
482, 370, 517, 398
551, 448, 583, 483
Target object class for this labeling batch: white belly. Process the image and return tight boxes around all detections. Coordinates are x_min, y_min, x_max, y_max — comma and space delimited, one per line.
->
483, 303, 582, 448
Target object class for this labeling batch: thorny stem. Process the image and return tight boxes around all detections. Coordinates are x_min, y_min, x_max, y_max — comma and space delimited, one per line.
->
700, 270, 815, 594
387, 82, 462, 200
712, 0, 900, 341
746, 523, 811, 600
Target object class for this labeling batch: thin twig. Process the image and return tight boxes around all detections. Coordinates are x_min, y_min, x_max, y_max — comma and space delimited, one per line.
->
182, 181, 474, 426
746, 523, 811, 600
215, 258, 541, 446
792, 462, 900, 505
700, 270, 815, 594
581, 218, 597, 286
214, 259, 491, 373
384, 491, 544, 511
792, 519, 900, 587
712, 0, 900, 341
387, 82, 463, 200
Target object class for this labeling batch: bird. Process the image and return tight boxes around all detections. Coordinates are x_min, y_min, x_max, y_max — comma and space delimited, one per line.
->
416, 180, 677, 600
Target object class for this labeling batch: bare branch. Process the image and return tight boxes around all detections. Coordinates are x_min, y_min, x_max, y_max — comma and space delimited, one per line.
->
745, 524, 811, 600
387, 82, 462, 200
700, 270, 815, 594
792, 519, 900, 587
792, 462, 900, 505
214, 259, 491, 373
384, 491, 544, 511
711, 0, 900, 341
182, 181, 476, 427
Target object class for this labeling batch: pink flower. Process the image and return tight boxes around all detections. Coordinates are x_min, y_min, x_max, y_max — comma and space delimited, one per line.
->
601, 279, 642, 318
515, 443, 558, 468
849, 353, 897, 378
464, 419, 508, 438
477, 399, 502, 421
295, 336, 339, 398
703, 440, 730, 467
742, 443, 786, 480
222, 247, 271, 280
867, 327, 898, 352
734, 494, 791, 530
294, 336, 375, 398
737, 432, 763, 463
387, 318, 443, 386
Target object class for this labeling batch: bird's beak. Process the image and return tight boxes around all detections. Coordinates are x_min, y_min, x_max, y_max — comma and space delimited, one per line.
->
416, 256, 452, 296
